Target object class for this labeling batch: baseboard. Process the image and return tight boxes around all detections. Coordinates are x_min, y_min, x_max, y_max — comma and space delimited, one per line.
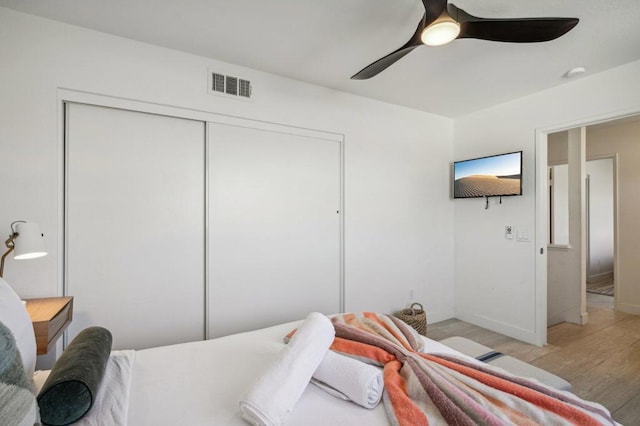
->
617, 302, 640, 316
548, 305, 583, 327
453, 311, 539, 346
426, 308, 456, 325
587, 271, 613, 284
580, 311, 589, 325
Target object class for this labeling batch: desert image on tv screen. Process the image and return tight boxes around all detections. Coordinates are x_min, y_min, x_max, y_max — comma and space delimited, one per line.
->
454, 152, 521, 198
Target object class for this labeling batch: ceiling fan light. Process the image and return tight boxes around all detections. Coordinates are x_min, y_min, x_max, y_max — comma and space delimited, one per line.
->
421, 21, 461, 46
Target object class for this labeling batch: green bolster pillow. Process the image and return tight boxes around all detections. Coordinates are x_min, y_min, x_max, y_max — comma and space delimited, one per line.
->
0, 321, 37, 426
37, 327, 112, 426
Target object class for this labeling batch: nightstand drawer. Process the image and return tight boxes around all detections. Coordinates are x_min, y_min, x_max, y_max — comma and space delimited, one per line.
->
42, 300, 72, 353
26, 297, 74, 355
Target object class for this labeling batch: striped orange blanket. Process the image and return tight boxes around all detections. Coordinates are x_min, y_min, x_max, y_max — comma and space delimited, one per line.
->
330, 312, 616, 426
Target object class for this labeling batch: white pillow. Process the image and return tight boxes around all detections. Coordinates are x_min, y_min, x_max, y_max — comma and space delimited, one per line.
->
0, 278, 37, 377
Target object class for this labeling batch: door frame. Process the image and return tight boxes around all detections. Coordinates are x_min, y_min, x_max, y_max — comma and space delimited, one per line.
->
534, 108, 637, 346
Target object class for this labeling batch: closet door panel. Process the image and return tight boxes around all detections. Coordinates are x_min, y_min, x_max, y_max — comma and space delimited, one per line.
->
208, 123, 341, 338
66, 103, 205, 350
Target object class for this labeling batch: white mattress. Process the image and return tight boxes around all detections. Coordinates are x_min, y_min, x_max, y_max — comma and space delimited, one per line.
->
127, 320, 463, 426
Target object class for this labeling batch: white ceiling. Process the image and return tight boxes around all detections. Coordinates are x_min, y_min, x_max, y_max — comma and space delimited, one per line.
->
2, 0, 640, 117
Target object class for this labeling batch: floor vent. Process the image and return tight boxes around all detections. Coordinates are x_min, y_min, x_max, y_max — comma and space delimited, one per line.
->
209, 71, 252, 100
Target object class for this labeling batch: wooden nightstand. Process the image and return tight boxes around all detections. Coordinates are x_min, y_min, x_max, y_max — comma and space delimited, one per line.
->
24, 297, 74, 355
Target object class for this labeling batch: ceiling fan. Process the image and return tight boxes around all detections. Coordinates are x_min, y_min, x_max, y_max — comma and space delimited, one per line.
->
352, 0, 579, 80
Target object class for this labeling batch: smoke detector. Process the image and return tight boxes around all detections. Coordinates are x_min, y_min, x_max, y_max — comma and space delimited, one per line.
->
564, 66, 587, 79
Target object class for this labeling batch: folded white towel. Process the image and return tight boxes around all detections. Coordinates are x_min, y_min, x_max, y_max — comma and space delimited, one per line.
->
311, 351, 383, 409
239, 312, 334, 426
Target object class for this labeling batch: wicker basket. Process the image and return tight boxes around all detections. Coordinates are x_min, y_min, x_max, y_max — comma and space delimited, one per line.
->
394, 303, 427, 336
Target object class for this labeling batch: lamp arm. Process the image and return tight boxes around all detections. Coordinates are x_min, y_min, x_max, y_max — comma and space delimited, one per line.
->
0, 234, 17, 278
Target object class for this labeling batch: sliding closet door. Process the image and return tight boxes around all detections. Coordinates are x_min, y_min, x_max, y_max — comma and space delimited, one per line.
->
208, 122, 342, 338
65, 103, 205, 350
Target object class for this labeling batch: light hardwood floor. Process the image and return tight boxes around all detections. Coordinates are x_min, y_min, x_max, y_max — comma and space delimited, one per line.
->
428, 294, 640, 425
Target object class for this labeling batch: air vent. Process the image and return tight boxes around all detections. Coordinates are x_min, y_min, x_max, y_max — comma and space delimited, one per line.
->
225, 76, 238, 96
209, 71, 252, 100
212, 73, 225, 93
239, 79, 251, 98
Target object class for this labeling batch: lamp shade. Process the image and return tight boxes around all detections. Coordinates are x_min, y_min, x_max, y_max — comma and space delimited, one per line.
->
13, 222, 47, 259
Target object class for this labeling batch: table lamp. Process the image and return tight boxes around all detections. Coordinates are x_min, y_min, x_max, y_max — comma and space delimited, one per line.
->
0, 221, 47, 278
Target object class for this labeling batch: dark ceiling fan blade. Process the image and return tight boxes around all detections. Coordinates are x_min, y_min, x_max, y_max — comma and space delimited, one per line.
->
422, 0, 448, 25
350, 44, 421, 80
351, 14, 426, 80
452, 5, 579, 43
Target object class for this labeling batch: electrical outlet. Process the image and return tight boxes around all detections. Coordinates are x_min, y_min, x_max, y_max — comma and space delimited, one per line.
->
505, 225, 513, 239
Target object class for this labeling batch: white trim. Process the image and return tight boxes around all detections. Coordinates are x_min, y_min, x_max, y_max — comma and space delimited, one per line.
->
617, 302, 640, 316
548, 244, 571, 251
57, 88, 342, 142
455, 312, 539, 344
535, 107, 640, 135
535, 106, 640, 346
203, 122, 210, 340
580, 311, 589, 325
339, 135, 346, 313
59, 102, 67, 297
586, 172, 591, 280
61, 101, 70, 348
610, 153, 621, 312
587, 271, 614, 283
534, 131, 548, 346
576, 127, 588, 328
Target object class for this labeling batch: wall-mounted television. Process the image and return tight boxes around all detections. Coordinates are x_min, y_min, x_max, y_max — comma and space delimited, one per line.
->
453, 151, 522, 199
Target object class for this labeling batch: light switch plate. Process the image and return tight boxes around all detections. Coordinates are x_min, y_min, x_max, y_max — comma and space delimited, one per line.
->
505, 226, 513, 239
517, 229, 530, 242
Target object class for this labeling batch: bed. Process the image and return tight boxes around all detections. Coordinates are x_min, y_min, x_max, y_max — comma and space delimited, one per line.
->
25, 319, 465, 426
0, 279, 618, 426
130, 319, 402, 425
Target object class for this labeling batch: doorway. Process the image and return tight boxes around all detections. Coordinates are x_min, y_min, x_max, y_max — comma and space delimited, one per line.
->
535, 111, 640, 345
546, 154, 615, 326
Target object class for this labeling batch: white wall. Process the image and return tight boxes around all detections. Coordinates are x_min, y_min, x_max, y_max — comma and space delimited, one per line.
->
587, 120, 640, 314
586, 158, 614, 280
0, 7, 455, 324
550, 164, 569, 245
454, 59, 640, 343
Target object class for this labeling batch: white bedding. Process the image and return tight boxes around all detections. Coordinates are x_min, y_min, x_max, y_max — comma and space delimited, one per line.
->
127, 320, 463, 426
34, 351, 136, 426
76, 351, 135, 426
